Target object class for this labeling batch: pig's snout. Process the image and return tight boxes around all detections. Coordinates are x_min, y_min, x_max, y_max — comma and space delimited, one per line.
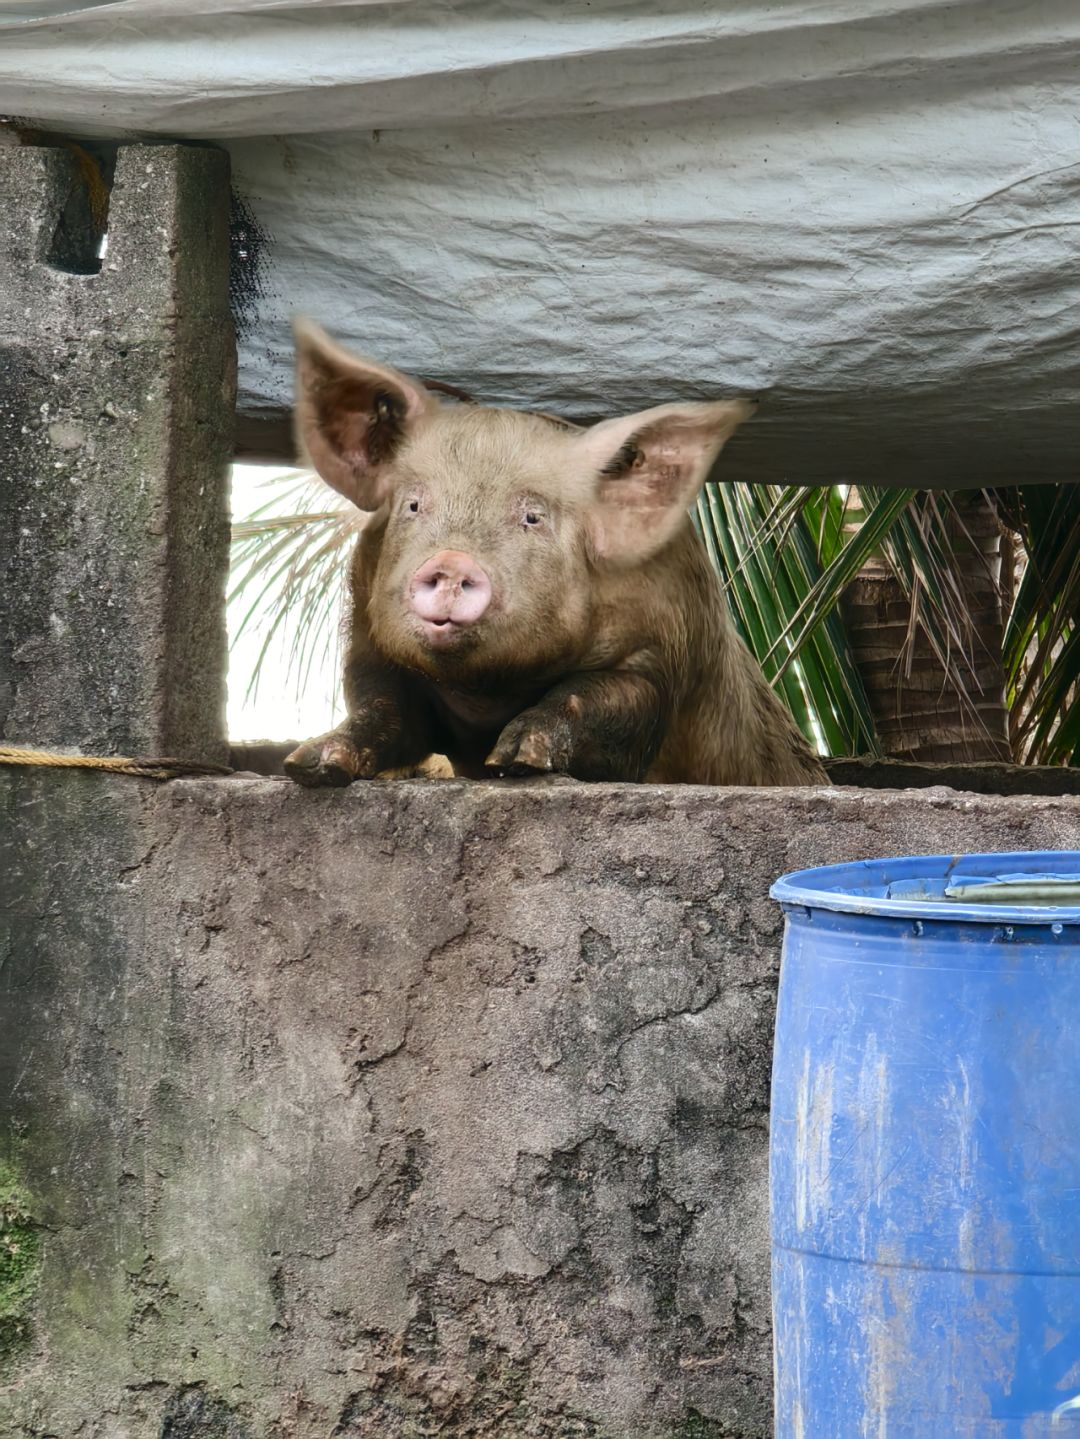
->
408, 551, 492, 638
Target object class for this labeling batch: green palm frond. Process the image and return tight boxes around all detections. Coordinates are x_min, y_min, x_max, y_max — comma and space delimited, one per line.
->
999, 484, 1080, 766
863, 488, 993, 731
695, 483, 878, 755
696, 477, 1019, 757
760, 486, 917, 676
229, 468, 357, 704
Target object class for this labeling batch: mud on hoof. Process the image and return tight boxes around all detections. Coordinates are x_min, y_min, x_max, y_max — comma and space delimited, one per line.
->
486, 716, 570, 776
283, 733, 373, 787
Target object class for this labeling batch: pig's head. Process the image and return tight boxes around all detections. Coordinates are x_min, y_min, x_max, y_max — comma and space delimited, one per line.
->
295, 320, 753, 683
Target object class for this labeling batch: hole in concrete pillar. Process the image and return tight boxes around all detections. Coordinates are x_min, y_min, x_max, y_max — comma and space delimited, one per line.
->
46, 148, 113, 276
227, 462, 347, 751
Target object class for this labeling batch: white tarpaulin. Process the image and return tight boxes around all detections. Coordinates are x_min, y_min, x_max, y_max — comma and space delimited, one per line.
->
3, 0, 1080, 485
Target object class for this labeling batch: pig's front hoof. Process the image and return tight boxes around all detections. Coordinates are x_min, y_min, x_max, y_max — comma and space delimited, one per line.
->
486, 719, 565, 776
284, 734, 369, 787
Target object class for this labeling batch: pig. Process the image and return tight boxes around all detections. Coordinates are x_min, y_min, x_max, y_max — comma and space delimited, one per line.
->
283, 321, 828, 788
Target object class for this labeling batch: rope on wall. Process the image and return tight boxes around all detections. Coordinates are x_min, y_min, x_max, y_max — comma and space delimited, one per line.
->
0, 746, 232, 782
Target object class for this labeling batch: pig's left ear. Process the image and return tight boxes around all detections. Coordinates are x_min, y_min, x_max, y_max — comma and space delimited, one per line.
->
294, 318, 438, 510
581, 400, 755, 563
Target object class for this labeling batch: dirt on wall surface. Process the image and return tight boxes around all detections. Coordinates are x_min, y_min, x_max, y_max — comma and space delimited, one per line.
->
2, 771, 1078, 1438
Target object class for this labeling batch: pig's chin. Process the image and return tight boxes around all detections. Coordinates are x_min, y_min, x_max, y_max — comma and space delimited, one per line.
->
415, 618, 469, 650
375, 603, 573, 685
384, 613, 489, 677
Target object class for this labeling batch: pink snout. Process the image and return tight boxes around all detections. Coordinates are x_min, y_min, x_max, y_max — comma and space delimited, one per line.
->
408, 550, 492, 641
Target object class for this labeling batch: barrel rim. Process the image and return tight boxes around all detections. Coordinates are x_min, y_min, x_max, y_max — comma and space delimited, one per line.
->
769, 849, 1080, 924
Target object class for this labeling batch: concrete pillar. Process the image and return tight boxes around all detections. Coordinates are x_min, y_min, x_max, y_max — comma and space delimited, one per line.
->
0, 143, 235, 765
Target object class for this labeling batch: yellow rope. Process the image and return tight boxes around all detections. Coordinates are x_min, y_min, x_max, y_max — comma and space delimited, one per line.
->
0, 746, 232, 782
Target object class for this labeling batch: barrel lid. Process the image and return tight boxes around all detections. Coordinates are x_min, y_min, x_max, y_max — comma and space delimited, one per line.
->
770, 850, 1080, 924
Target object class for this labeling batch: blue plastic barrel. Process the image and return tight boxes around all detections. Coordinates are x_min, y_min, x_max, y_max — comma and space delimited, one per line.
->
769, 851, 1080, 1437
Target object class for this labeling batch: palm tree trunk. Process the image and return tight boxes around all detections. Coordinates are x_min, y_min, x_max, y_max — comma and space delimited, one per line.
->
842, 491, 1011, 764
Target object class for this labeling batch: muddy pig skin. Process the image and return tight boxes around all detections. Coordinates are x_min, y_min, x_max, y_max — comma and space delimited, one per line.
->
283, 321, 827, 787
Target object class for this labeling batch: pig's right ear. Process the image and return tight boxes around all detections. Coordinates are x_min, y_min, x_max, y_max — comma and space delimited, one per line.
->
293, 319, 437, 510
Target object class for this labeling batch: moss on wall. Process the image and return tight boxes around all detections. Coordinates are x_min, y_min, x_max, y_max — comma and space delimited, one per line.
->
0, 1161, 42, 1376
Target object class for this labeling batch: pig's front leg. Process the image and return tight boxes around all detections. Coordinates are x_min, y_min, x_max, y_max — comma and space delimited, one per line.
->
284, 666, 434, 787
486, 671, 666, 782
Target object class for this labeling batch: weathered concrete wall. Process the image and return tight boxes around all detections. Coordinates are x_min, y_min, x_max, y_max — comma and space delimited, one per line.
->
0, 144, 234, 764
2, 770, 1078, 1438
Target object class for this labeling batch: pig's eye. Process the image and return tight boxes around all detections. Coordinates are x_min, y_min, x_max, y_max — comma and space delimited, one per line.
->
521, 503, 546, 530
405, 497, 420, 515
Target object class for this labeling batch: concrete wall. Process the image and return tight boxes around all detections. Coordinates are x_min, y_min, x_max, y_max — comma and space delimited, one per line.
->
3, 769, 1078, 1438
